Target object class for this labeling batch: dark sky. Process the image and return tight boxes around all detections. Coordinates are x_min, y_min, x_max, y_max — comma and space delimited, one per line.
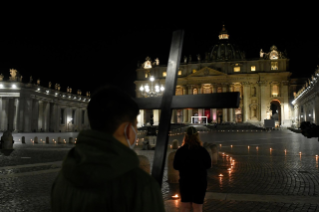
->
1, 9, 318, 97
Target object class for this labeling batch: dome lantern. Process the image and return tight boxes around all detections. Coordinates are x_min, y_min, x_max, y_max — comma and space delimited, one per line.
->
218, 25, 229, 40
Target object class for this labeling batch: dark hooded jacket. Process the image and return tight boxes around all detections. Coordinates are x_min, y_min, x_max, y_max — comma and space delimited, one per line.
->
51, 130, 165, 212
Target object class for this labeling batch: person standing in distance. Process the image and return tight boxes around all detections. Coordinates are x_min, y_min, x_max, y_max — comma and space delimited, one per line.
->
51, 86, 165, 212
173, 127, 211, 212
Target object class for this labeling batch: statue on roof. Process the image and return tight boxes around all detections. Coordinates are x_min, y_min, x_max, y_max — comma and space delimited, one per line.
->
155, 58, 160, 66
20, 76, 23, 82
37, 79, 40, 85
143, 57, 152, 69
55, 83, 58, 90
184, 56, 187, 63
0, 73, 4, 81
260, 49, 264, 58
67, 86, 70, 93
9, 69, 18, 81
48, 82, 52, 88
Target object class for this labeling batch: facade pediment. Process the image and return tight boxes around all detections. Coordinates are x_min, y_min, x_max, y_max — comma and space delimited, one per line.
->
188, 67, 226, 77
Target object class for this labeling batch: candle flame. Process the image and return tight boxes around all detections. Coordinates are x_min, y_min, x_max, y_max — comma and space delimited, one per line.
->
172, 194, 179, 198
228, 168, 231, 171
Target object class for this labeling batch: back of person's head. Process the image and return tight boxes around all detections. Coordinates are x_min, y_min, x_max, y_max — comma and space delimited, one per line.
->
183, 127, 202, 149
87, 85, 139, 134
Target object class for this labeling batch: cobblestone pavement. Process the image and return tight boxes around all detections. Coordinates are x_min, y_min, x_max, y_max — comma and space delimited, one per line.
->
0, 130, 318, 211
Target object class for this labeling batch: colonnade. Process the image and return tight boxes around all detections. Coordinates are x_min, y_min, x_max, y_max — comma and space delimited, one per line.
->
0, 97, 89, 132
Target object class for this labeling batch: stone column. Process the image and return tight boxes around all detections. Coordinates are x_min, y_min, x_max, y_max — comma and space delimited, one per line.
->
171, 110, 177, 123
315, 96, 319, 125
222, 84, 228, 122
23, 98, 33, 132
242, 83, 250, 122
183, 109, 188, 123
8, 98, 15, 131
32, 100, 39, 132
198, 84, 202, 94
0, 98, 8, 131
153, 109, 160, 125
260, 81, 268, 123
14, 98, 22, 132
38, 100, 44, 131
0, 97, 2, 131
188, 109, 193, 123
43, 102, 50, 131
137, 109, 144, 127
56, 105, 61, 131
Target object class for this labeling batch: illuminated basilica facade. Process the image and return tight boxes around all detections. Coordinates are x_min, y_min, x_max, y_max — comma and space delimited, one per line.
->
135, 25, 293, 127
0, 69, 90, 132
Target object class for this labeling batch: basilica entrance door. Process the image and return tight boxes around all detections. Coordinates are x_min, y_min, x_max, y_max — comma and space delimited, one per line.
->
270, 100, 281, 126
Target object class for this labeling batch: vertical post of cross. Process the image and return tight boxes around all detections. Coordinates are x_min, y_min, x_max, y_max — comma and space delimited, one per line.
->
151, 30, 184, 186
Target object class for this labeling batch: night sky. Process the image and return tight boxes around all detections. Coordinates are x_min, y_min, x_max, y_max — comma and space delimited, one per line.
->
1, 12, 318, 97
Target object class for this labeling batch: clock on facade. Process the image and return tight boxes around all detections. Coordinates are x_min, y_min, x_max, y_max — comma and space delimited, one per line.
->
270, 50, 278, 60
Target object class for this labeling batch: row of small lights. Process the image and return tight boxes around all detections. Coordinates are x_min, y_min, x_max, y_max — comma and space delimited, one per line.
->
0, 83, 89, 102
139, 76, 165, 92
0, 83, 17, 89
36, 87, 89, 101
292, 72, 319, 105
28, 138, 77, 144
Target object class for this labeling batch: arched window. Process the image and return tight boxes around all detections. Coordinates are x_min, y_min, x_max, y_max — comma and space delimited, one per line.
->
193, 88, 198, 94
217, 87, 222, 93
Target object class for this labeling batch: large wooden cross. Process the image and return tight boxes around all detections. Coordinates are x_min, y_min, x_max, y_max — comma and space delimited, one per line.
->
134, 30, 240, 186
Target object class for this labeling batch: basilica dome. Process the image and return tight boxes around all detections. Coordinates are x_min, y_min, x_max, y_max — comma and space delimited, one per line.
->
210, 25, 245, 61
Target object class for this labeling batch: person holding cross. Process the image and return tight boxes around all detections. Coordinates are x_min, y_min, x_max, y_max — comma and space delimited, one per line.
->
51, 86, 165, 212
173, 127, 211, 212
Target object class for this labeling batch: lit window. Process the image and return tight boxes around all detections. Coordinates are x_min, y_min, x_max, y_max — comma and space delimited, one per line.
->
193, 69, 197, 73
178, 70, 182, 75
217, 87, 222, 93
272, 85, 278, 96
163, 72, 167, 77
251, 66, 256, 71
193, 88, 198, 94
271, 62, 278, 70
234, 67, 240, 72
145, 73, 148, 78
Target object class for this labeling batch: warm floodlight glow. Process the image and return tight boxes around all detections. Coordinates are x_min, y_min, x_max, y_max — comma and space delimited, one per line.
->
37, 88, 40, 91
219, 174, 223, 177
139, 86, 144, 91
160, 85, 164, 91
150, 76, 155, 82
172, 194, 179, 199
309, 114, 311, 117
0, 84, 3, 88
228, 168, 231, 171
12, 84, 17, 89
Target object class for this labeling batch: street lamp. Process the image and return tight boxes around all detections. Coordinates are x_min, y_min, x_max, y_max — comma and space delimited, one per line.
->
139, 76, 164, 97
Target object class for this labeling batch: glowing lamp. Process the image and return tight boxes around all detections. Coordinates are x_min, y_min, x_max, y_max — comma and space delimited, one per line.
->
316, 155, 318, 157
270, 148, 272, 150
219, 174, 223, 177
12, 84, 17, 89
248, 146, 250, 148
0, 84, 3, 88
227, 168, 231, 171
299, 152, 302, 154
150, 76, 155, 82
172, 194, 179, 199
231, 145, 233, 148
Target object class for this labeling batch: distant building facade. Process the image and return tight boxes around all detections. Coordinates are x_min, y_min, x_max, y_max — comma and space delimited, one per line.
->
135, 25, 294, 127
292, 66, 319, 127
0, 70, 90, 132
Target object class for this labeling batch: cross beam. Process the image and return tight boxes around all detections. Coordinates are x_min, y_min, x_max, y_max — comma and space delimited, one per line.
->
134, 30, 239, 186
135, 92, 240, 109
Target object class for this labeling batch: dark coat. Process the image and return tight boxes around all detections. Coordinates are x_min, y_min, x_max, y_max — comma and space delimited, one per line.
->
173, 144, 211, 181
51, 130, 165, 212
